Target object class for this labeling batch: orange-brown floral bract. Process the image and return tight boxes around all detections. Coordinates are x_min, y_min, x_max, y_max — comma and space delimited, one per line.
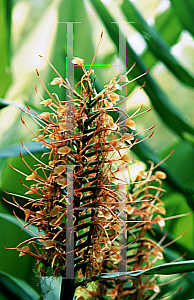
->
5, 51, 171, 300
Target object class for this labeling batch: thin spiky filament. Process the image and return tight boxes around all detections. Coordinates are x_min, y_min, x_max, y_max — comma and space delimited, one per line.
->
4, 42, 171, 300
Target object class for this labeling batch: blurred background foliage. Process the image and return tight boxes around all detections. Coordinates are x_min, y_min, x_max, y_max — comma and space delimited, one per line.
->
0, 0, 194, 299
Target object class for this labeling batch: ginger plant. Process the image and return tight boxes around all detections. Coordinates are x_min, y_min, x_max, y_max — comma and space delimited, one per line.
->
4, 36, 177, 300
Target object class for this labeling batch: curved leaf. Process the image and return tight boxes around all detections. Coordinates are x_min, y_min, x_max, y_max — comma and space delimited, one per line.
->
121, 0, 194, 87
89, 0, 194, 139
92, 260, 194, 281
40, 277, 61, 300
0, 0, 12, 98
0, 212, 44, 239
0, 98, 43, 113
170, 0, 194, 37
0, 141, 45, 158
154, 6, 183, 46
0, 270, 40, 300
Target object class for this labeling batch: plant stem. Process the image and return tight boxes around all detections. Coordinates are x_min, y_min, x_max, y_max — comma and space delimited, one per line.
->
60, 279, 76, 300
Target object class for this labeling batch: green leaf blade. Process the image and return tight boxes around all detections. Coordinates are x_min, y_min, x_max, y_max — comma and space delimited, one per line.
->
89, 0, 194, 139
93, 261, 194, 281
0, 270, 40, 300
170, 0, 194, 37
121, 0, 194, 87
0, 213, 44, 239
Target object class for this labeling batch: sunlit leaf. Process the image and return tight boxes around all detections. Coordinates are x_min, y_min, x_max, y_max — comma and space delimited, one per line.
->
89, 0, 194, 139
121, 0, 194, 87
154, 6, 183, 46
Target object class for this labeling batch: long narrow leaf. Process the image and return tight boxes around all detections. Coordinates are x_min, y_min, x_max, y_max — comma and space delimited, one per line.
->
142, 6, 183, 70
0, 0, 12, 98
91, 261, 194, 281
0, 140, 45, 158
0, 98, 44, 113
0, 270, 40, 300
162, 249, 194, 288
0, 212, 44, 239
154, 6, 183, 46
89, 0, 194, 139
121, 0, 194, 87
170, 0, 194, 37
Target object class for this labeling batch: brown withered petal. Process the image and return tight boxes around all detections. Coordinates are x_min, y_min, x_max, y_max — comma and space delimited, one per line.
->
71, 57, 84, 66
109, 92, 119, 103
121, 154, 131, 163
119, 74, 129, 83
110, 245, 119, 253
40, 98, 52, 106
155, 171, 166, 179
93, 252, 103, 263
19, 246, 30, 257
24, 209, 33, 221
156, 206, 166, 215
59, 122, 74, 131
26, 173, 37, 180
153, 250, 163, 260
32, 134, 45, 142
126, 205, 135, 215
57, 146, 71, 155
57, 106, 66, 114
104, 211, 112, 220
25, 186, 38, 195
126, 118, 136, 130
39, 112, 51, 119
53, 165, 66, 174
50, 77, 63, 85
55, 177, 67, 187
43, 240, 56, 249
46, 186, 57, 196
49, 217, 62, 227
50, 205, 61, 217
106, 288, 118, 299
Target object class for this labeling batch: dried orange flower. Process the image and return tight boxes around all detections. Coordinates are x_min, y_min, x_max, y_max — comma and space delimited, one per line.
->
4, 36, 172, 300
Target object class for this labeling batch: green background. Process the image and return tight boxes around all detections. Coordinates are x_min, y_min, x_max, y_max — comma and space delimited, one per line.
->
0, 0, 194, 299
